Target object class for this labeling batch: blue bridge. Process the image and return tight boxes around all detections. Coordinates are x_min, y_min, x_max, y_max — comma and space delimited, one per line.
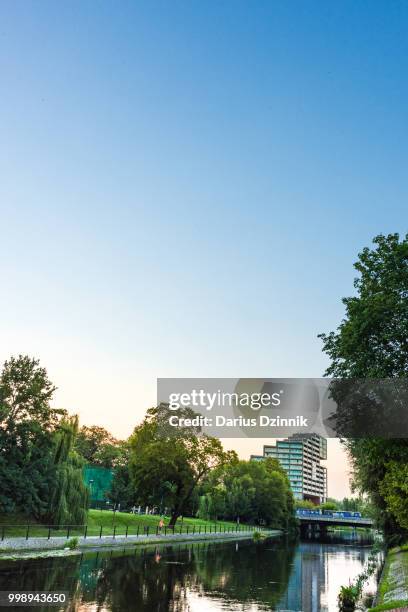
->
296, 510, 374, 529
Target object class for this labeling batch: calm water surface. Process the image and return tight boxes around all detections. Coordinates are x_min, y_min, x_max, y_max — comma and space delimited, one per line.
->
0, 532, 378, 612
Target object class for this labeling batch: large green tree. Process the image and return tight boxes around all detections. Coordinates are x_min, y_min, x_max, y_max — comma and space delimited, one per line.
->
319, 233, 408, 378
319, 233, 408, 539
108, 442, 139, 508
0, 356, 64, 517
128, 405, 235, 526
198, 457, 295, 528
75, 425, 122, 468
0, 355, 88, 524
0, 355, 60, 427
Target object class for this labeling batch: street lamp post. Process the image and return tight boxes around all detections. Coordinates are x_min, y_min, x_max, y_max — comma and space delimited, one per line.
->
89, 479, 94, 508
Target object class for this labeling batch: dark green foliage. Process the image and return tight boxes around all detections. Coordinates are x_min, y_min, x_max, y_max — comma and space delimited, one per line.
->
108, 463, 132, 506
198, 457, 295, 529
128, 405, 237, 526
47, 416, 89, 526
339, 496, 375, 516
0, 356, 61, 518
319, 501, 337, 511
338, 584, 359, 611
67, 537, 79, 550
319, 234, 408, 539
295, 499, 316, 510
319, 234, 408, 379
0, 421, 54, 518
0, 355, 88, 525
0, 355, 60, 427
125, 403, 295, 529
75, 425, 123, 468
107, 444, 136, 508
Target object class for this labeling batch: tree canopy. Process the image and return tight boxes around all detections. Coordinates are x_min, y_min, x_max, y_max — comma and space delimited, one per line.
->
0, 355, 88, 524
198, 457, 295, 529
75, 425, 123, 468
319, 233, 408, 540
128, 405, 237, 525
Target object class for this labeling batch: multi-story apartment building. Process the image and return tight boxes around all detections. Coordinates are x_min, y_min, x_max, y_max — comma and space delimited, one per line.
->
251, 434, 327, 504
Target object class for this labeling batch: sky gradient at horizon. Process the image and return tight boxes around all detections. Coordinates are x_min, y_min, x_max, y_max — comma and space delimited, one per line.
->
1, 1, 407, 498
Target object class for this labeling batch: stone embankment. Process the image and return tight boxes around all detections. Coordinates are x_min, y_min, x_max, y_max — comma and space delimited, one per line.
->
0, 529, 281, 555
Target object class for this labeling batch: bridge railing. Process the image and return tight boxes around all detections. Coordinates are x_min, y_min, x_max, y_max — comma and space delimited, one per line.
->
295, 510, 363, 518
295, 512, 373, 524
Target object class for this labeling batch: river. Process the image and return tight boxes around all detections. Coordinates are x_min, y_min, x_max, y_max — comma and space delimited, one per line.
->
0, 531, 378, 611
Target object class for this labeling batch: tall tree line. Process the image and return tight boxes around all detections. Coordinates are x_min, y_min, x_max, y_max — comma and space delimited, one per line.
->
0, 355, 89, 525
319, 233, 408, 542
0, 357, 295, 530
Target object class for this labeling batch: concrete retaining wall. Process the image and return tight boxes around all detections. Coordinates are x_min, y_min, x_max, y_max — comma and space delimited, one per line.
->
0, 530, 280, 553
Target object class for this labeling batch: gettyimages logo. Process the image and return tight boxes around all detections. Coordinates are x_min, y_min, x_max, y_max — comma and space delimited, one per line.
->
158, 378, 408, 439
157, 378, 321, 438
167, 388, 283, 411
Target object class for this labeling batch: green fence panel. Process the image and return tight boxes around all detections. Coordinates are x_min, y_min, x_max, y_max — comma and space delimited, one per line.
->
83, 465, 114, 503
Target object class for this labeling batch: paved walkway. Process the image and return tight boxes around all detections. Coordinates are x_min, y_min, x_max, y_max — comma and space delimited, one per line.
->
0, 529, 280, 553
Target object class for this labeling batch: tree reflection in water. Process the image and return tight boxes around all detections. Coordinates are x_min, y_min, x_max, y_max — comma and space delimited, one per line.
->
0, 532, 376, 611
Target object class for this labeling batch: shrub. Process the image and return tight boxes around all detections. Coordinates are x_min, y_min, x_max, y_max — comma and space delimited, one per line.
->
338, 584, 359, 611
67, 537, 79, 550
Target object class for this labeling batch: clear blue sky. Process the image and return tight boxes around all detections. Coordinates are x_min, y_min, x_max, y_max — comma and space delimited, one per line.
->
0, 2, 407, 494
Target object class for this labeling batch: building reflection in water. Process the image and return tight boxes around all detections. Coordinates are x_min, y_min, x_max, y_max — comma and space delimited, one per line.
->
0, 532, 376, 612
277, 533, 375, 612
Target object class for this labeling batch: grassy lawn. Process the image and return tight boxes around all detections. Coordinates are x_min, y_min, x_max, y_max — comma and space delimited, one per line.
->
369, 547, 408, 611
0, 510, 253, 539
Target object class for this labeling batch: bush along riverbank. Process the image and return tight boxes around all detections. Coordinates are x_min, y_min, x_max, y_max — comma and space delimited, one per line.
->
369, 544, 408, 611
337, 538, 383, 611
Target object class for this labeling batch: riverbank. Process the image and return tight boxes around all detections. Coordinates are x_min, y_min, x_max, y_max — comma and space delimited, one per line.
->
0, 509, 257, 539
0, 530, 375, 610
370, 546, 408, 611
0, 529, 280, 557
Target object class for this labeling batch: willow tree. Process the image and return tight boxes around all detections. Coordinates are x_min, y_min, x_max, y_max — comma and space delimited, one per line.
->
48, 415, 89, 526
